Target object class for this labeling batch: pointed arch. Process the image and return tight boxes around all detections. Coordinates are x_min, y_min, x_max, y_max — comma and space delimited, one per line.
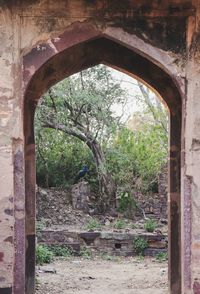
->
23, 25, 183, 294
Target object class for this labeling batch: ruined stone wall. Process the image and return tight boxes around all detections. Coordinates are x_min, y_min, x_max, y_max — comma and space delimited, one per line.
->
0, 1, 200, 293
38, 229, 168, 257
135, 166, 168, 220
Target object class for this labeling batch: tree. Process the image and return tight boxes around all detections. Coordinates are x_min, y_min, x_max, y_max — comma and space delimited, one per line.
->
35, 65, 127, 211
115, 81, 168, 194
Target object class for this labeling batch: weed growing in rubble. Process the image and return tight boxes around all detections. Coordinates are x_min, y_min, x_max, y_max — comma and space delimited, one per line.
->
36, 221, 45, 231
36, 245, 54, 265
80, 246, 93, 259
114, 219, 127, 229
144, 219, 157, 232
155, 252, 168, 262
50, 245, 72, 257
133, 237, 148, 256
85, 219, 102, 231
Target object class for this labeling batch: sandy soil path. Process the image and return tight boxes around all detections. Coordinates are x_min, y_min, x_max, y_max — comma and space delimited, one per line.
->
36, 257, 168, 294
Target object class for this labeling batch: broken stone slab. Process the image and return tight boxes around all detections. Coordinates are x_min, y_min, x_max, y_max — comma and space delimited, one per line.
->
79, 232, 100, 245
144, 248, 167, 257
37, 267, 56, 274
148, 240, 167, 249
100, 232, 135, 240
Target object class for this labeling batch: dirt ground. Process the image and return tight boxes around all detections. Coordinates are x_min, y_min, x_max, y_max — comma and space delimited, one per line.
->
36, 256, 168, 294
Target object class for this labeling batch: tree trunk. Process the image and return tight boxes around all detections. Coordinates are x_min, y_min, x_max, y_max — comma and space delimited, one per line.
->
87, 140, 116, 212
43, 122, 116, 211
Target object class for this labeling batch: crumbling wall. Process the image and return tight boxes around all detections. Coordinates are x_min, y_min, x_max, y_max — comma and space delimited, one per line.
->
184, 12, 200, 290
0, 8, 22, 293
38, 229, 167, 257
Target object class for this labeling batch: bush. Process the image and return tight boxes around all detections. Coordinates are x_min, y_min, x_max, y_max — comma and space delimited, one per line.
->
133, 237, 148, 256
50, 245, 72, 257
85, 219, 101, 230
144, 219, 157, 232
36, 245, 54, 265
114, 219, 127, 229
155, 252, 168, 262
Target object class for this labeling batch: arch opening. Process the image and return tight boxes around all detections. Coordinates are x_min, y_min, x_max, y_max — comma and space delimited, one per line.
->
23, 35, 182, 294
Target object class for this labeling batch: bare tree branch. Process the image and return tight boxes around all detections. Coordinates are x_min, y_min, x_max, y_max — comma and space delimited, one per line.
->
137, 82, 168, 133
43, 121, 88, 143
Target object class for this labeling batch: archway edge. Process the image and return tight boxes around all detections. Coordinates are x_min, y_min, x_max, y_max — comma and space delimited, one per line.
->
23, 21, 184, 102
23, 24, 183, 294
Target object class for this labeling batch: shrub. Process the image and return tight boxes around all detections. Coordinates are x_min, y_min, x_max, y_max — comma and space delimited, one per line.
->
50, 245, 72, 257
133, 237, 148, 256
144, 219, 157, 232
155, 252, 168, 262
85, 219, 101, 230
114, 219, 127, 229
117, 191, 137, 213
36, 245, 54, 265
80, 246, 93, 259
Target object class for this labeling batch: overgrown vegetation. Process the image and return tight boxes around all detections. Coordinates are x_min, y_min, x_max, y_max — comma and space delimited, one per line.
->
35, 64, 168, 213
50, 245, 72, 257
133, 237, 148, 256
117, 191, 137, 215
114, 219, 127, 229
85, 219, 102, 231
80, 246, 93, 259
36, 245, 54, 265
155, 252, 168, 262
36, 244, 73, 265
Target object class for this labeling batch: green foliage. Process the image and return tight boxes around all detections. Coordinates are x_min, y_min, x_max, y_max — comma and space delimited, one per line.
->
114, 219, 127, 229
117, 191, 137, 213
133, 237, 148, 256
36, 221, 45, 232
155, 252, 168, 262
35, 65, 168, 205
85, 219, 102, 231
106, 125, 167, 194
36, 245, 54, 265
144, 219, 157, 232
35, 65, 126, 189
80, 246, 93, 259
36, 244, 73, 265
35, 129, 96, 187
50, 245, 72, 257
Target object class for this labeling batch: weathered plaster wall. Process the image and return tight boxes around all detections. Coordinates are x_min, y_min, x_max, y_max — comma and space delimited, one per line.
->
0, 1, 199, 293
0, 8, 17, 292
184, 7, 200, 291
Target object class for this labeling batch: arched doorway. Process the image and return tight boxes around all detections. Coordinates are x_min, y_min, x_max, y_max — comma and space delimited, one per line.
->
23, 31, 182, 294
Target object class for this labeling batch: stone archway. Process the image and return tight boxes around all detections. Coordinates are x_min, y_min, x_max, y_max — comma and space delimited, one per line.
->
23, 26, 182, 294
